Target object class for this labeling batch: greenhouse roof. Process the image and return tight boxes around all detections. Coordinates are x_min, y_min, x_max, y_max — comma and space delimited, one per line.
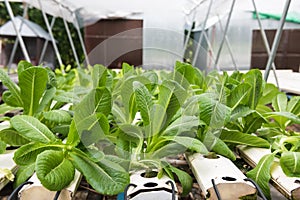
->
19, 0, 299, 27
0, 15, 52, 40
0, 0, 298, 28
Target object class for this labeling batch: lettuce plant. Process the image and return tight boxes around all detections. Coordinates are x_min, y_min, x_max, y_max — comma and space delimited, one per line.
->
103, 63, 211, 195
0, 62, 130, 195
246, 93, 300, 199
171, 65, 271, 160
10, 114, 129, 194
202, 69, 300, 199
0, 61, 75, 151
2, 60, 298, 198
8, 75, 130, 194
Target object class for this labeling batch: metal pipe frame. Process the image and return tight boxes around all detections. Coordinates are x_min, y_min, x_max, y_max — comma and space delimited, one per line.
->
7, 3, 29, 70
182, 11, 196, 60
264, 0, 291, 81
214, 0, 236, 70
217, 15, 237, 70
4, 0, 30, 66
252, 0, 280, 87
203, 30, 216, 69
39, 17, 56, 64
38, 0, 63, 66
192, 0, 214, 67
184, 0, 208, 16
72, 11, 90, 67
57, 0, 80, 67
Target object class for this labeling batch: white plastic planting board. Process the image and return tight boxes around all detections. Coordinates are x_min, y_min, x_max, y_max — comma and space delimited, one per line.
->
19, 170, 82, 200
0, 150, 17, 190
238, 146, 300, 199
127, 170, 178, 200
187, 153, 256, 200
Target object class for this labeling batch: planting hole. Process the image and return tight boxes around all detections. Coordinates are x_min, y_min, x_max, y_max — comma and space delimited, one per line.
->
141, 171, 158, 178
144, 182, 158, 188
222, 176, 236, 181
295, 180, 300, 184
203, 155, 220, 159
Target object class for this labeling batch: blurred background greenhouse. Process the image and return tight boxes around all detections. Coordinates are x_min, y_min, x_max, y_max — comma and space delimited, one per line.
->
1, 1, 300, 199
0, 0, 299, 72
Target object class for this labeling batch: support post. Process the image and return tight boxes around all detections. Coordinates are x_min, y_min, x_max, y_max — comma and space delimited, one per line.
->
39, 17, 56, 64
4, 0, 30, 64
264, 0, 291, 81
203, 31, 216, 69
7, 3, 29, 71
252, 0, 279, 88
217, 16, 238, 70
192, 0, 213, 67
38, 0, 63, 66
73, 12, 90, 67
214, 0, 236, 70
57, 1, 80, 67
182, 11, 196, 60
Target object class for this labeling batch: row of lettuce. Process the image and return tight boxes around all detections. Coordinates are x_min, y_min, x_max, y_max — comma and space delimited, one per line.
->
0, 61, 299, 198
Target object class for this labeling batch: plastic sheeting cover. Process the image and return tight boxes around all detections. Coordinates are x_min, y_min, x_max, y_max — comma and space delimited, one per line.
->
0, 15, 52, 40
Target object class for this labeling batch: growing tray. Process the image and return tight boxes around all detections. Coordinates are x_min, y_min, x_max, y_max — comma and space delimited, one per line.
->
186, 153, 257, 200
237, 146, 300, 200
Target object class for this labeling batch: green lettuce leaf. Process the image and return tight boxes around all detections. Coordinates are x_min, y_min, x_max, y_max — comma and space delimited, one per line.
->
247, 154, 275, 199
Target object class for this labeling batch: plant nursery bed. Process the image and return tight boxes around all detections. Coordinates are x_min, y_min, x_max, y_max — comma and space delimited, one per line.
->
1, 62, 300, 200
0, 153, 292, 200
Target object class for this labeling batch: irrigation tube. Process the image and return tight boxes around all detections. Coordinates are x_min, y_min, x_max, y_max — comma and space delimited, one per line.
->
211, 179, 222, 200
38, 0, 63, 66
264, 0, 291, 81
7, 181, 33, 200
4, 0, 30, 63
123, 183, 137, 199
214, 0, 236, 70
252, 0, 280, 88
166, 180, 176, 200
192, 0, 214, 67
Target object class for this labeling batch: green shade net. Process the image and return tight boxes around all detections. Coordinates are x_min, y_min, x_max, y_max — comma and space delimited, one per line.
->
252, 12, 300, 24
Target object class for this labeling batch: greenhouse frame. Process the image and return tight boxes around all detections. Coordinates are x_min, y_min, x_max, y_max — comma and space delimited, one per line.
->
0, 0, 300, 199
